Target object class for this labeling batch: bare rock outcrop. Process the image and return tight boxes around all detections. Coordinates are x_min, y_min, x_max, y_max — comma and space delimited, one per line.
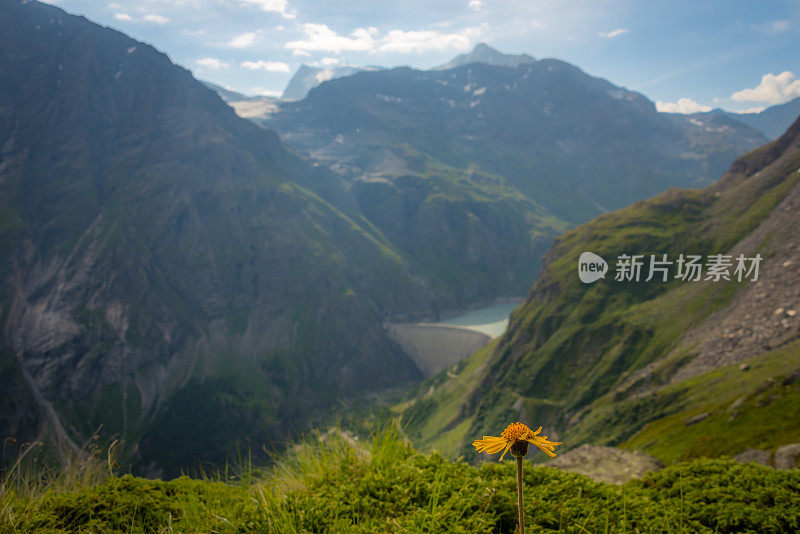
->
774, 443, 800, 469
547, 444, 663, 484
732, 443, 800, 469
733, 448, 771, 466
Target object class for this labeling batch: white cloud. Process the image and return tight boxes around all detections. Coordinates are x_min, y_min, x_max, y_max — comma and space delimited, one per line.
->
250, 87, 283, 97
315, 69, 335, 84
237, 0, 295, 18
731, 71, 800, 105
227, 32, 257, 49
285, 24, 374, 53
468, 0, 483, 10
143, 14, 169, 25
755, 19, 791, 34
309, 57, 340, 67
378, 27, 479, 53
655, 98, 712, 114
241, 60, 290, 72
770, 19, 791, 33
114, 13, 132, 21
729, 106, 766, 114
196, 57, 229, 69
285, 23, 480, 54
599, 28, 629, 38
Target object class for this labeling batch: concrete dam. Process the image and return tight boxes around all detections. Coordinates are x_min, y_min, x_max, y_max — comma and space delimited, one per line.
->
387, 323, 492, 377
386, 301, 521, 377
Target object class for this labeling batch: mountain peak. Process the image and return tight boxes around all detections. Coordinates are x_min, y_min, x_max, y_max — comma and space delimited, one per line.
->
434, 42, 536, 71
281, 63, 383, 100
471, 42, 500, 54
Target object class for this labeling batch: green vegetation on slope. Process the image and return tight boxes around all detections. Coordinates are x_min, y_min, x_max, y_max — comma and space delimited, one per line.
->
395, 339, 501, 455
3, 429, 799, 533
622, 340, 800, 463
0, 0, 436, 475
396, 116, 800, 460
0, 1, 576, 476
350, 145, 567, 300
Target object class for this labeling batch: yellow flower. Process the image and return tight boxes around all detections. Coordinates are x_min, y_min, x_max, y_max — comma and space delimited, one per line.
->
473, 422, 562, 461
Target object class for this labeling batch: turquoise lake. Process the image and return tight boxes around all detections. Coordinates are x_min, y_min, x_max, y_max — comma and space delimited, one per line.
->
433, 301, 523, 338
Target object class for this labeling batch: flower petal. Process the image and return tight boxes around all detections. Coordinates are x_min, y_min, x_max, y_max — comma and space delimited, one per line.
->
526, 435, 563, 458
472, 436, 508, 454
498, 441, 513, 462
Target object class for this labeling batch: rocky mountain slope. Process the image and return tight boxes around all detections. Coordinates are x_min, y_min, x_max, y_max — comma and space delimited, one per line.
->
399, 113, 800, 464
0, 0, 444, 474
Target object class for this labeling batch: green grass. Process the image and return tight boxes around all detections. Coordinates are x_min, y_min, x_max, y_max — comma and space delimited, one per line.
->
622, 341, 800, 463
398, 340, 500, 453
3, 428, 799, 533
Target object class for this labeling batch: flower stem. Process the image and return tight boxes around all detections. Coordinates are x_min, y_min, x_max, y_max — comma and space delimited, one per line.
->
516, 455, 525, 534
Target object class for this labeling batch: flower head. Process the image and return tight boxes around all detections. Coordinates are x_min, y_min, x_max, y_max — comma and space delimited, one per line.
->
472, 422, 562, 461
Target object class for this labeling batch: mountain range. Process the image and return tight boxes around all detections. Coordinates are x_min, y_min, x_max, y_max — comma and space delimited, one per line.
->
1, 1, 794, 475
212, 43, 798, 147
223, 43, 796, 143
720, 97, 800, 140
262, 47, 766, 228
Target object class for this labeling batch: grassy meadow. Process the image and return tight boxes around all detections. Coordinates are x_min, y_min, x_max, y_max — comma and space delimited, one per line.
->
2, 428, 798, 533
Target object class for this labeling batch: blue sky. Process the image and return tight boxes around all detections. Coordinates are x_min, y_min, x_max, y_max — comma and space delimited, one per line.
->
42, 0, 800, 112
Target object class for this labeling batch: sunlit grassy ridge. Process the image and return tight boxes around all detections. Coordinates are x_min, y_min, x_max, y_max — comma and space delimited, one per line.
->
2, 429, 799, 533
